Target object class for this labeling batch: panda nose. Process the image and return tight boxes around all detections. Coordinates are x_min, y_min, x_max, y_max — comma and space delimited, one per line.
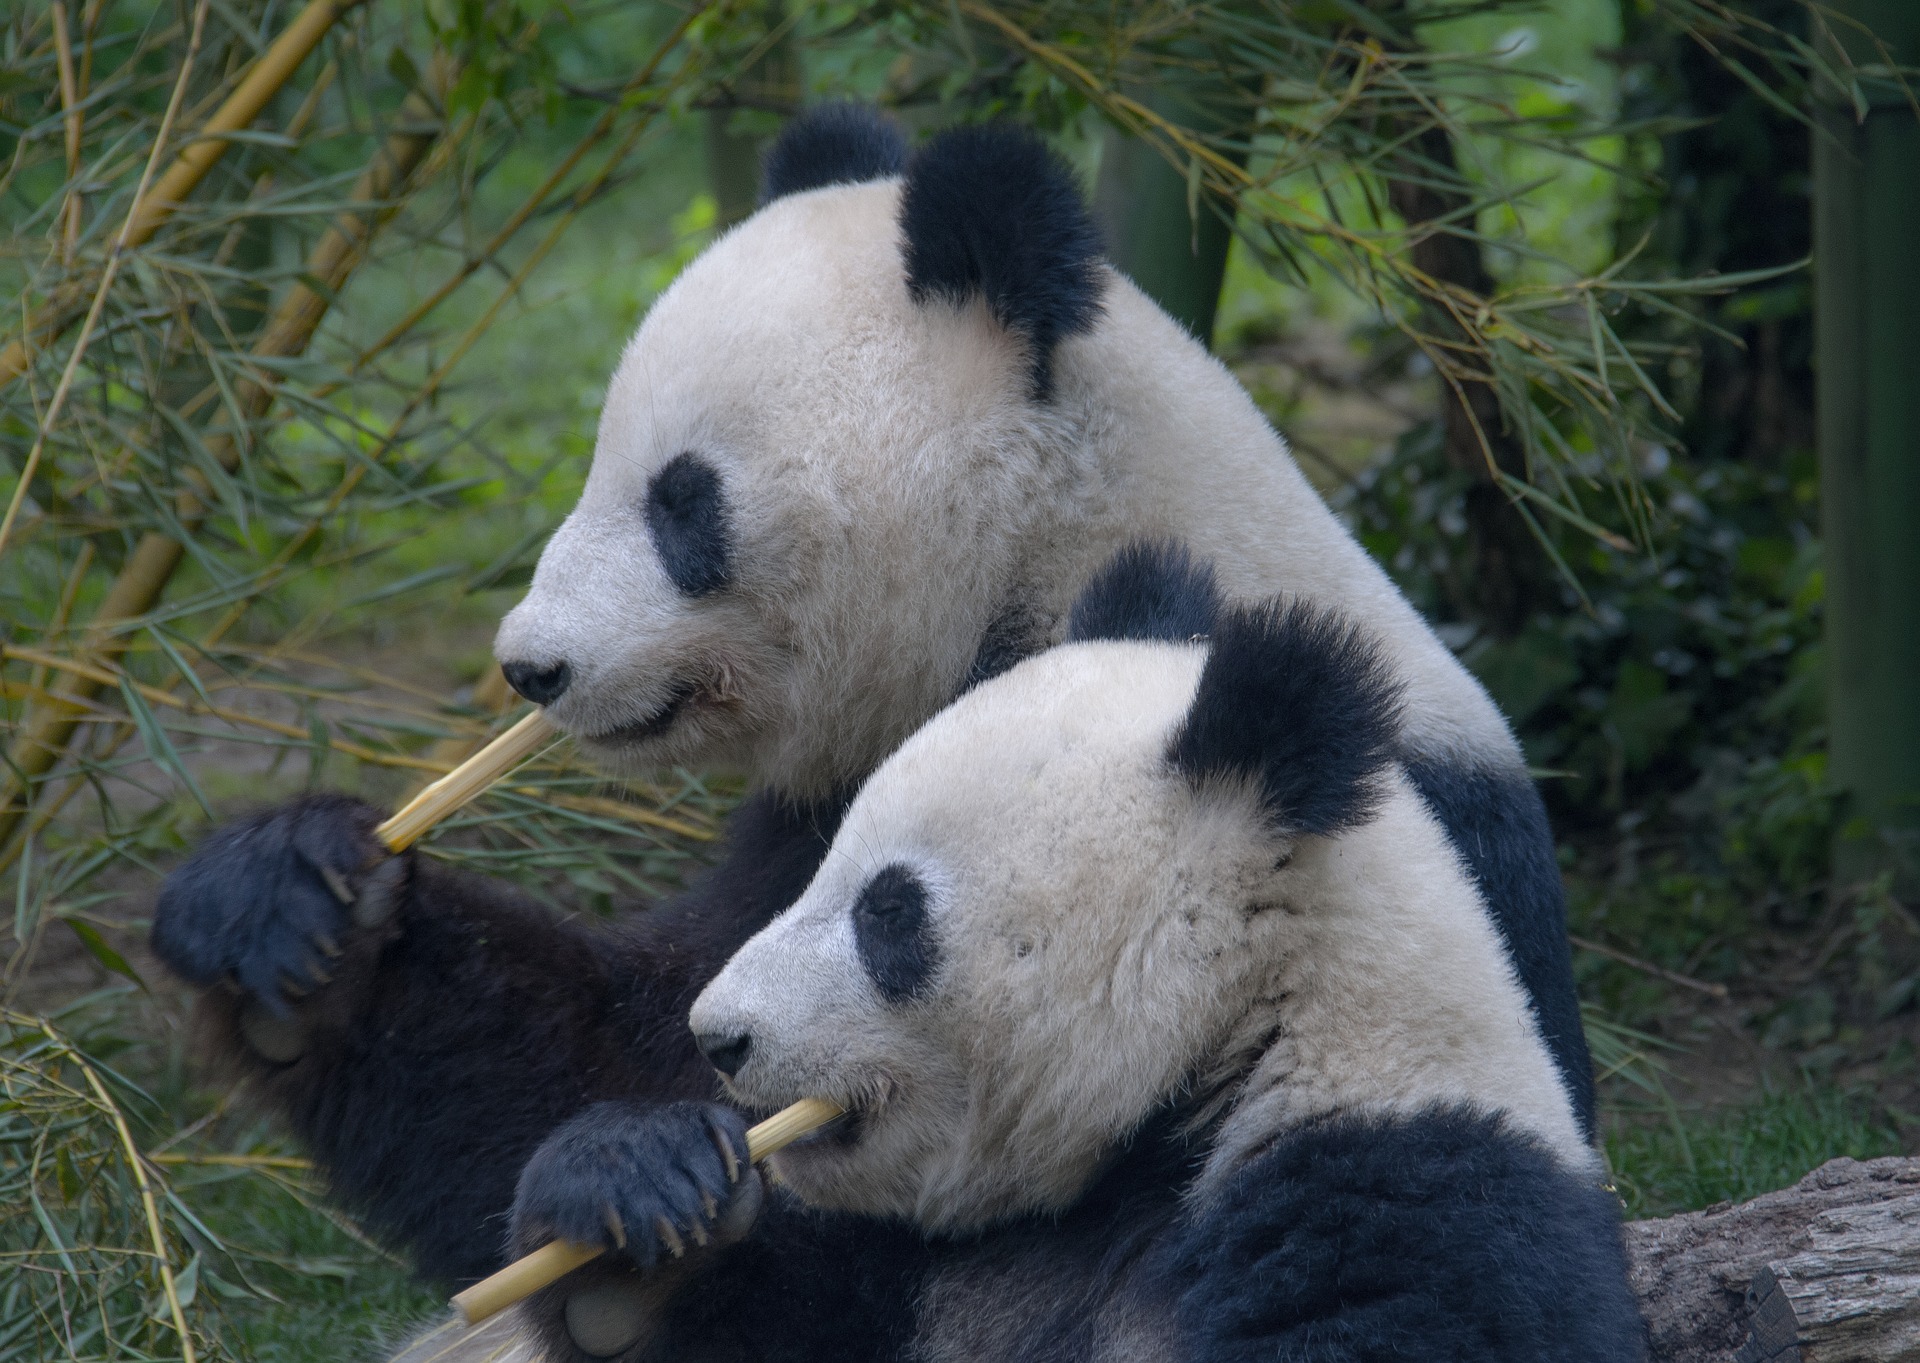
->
696, 1032, 752, 1078
501, 659, 572, 706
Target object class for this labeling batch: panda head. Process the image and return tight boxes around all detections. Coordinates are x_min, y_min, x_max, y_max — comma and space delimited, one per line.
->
493, 105, 1106, 795
689, 542, 1411, 1232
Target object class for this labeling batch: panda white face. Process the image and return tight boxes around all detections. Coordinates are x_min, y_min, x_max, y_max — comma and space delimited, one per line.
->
691, 640, 1277, 1230
691, 554, 1595, 1232
492, 179, 1049, 789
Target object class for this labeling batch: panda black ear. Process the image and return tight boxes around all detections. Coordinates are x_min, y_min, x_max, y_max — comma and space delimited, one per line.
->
1068, 541, 1219, 645
900, 123, 1105, 401
760, 104, 909, 206
1169, 602, 1405, 837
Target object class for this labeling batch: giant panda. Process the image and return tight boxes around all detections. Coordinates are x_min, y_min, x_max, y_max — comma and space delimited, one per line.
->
150, 104, 1590, 1289
503, 541, 1642, 1363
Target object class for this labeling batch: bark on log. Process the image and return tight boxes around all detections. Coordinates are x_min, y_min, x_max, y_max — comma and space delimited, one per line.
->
1623, 1156, 1920, 1362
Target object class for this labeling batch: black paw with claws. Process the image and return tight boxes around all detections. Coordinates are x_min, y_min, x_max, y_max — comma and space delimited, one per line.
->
512, 1101, 757, 1270
152, 794, 405, 1014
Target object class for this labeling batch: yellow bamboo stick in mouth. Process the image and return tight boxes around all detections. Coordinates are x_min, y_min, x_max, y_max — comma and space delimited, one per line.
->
449, 1097, 845, 1326
375, 709, 557, 851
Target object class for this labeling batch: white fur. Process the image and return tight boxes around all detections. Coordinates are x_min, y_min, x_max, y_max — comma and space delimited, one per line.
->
495, 180, 1516, 796
691, 641, 1593, 1236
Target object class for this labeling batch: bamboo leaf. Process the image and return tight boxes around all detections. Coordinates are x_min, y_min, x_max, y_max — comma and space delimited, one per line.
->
117, 676, 212, 817
60, 917, 145, 989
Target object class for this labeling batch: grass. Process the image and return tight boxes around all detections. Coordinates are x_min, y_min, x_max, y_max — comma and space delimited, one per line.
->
161, 1159, 440, 1363
1606, 1080, 1906, 1220
25, 998, 446, 1363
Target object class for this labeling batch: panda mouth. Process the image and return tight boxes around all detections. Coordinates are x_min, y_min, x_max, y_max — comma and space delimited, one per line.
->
588, 680, 701, 746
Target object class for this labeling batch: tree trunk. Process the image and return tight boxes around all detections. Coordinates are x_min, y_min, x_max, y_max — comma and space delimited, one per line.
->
1623, 1156, 1920, 1362
1815, 0, 1920, 893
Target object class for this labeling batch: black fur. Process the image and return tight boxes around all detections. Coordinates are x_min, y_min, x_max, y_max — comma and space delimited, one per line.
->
152, 789, 845, 1285
1066, 540, 1219, 645
900, 123, 1105, 401
1404, 758, 1596, 1138
645, 452, 733, 597
511, 1100, 751, 1268
525, 1193, 929, 1363
852, 863, 938, 1002
760, 103, 908, 205
961, 594, 1051, 692
1150, 1108, 1644, 1362
1170, 601, 1405, 837
516, 1104, 1641, 1363
153, 793, 379, 1013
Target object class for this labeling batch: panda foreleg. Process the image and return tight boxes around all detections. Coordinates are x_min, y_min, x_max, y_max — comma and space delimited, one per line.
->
152, 789, 844, 1285
171, 832, 669, 1282
511, 1101, 926, 1363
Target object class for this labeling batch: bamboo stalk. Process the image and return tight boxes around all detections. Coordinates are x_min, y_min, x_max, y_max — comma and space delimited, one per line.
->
449, 1097, 845, 1326
0, 84, 447, 850
0, 0, 364, 389
422, 666, 517, 768
51, 1, 82, 259
67, 1038, 199, 1363
375, 710, 557, 851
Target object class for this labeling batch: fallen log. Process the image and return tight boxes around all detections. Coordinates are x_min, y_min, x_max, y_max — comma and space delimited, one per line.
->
1623, 1155, 1920, 1362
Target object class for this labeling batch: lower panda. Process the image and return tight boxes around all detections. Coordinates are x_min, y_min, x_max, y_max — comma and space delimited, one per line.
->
505, 543, 1643, 1363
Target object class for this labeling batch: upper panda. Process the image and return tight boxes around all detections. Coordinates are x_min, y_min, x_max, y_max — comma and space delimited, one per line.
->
148, 105, 1590, 1287
505, 542, 1642, 1363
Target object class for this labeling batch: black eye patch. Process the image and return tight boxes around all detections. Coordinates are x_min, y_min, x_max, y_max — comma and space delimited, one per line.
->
853, 864, 938, 1003
644, 452, 733, 597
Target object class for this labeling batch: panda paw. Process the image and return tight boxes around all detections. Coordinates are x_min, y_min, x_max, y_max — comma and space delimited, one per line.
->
511, 1101, 760, 1271
152, 794, 404, 1015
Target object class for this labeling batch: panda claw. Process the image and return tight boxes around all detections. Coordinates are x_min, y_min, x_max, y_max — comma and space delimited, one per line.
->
317, 865, 356, 905
699, 1189, 718, 1222
707, 1114, 742, 1184
602, 1204, 627, 1250
655, 1217, 685, 1260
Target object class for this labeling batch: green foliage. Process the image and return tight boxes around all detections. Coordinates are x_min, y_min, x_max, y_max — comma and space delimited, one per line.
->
1607, 1080, 1904, 1218
1345, 421, 1829, 888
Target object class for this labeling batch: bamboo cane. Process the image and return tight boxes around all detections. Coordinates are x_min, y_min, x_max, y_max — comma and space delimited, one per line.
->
375, 709, 557, 851
449, 1096, 846, 1326
0, 0, 365, 389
